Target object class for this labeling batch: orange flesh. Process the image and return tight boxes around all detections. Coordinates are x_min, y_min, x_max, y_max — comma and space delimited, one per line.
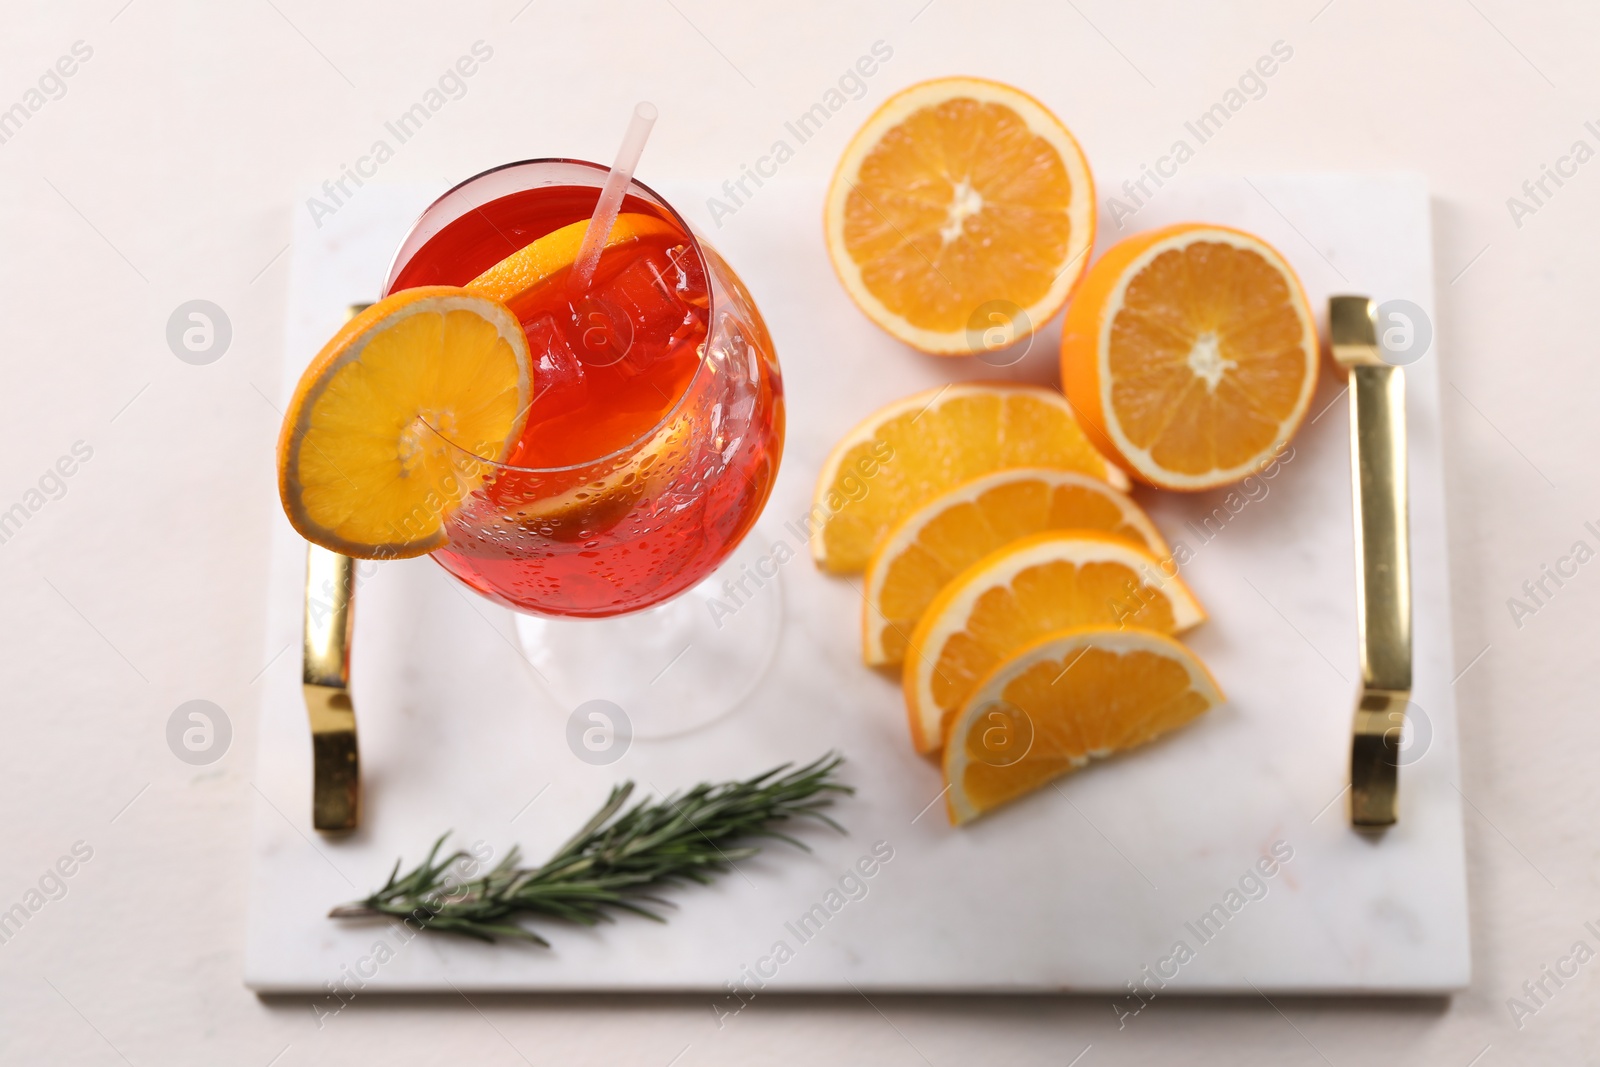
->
1108, 240, 1310, 476
928, 559, 1181, 738
843, 97, 1075, 331
876, 479, 1159, 663
958, 641, 1212, 811
816, 388, 1122, 573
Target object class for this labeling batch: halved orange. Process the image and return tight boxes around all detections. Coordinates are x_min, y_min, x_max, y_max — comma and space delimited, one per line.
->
811, 383, 1126, 574
277, 288, 531, 559
903, 531, 1203, 753
944, 626, 1223, 824
862, 468, 1169, 667
824, 77, 1095, 355
1060, 223, 1319, 490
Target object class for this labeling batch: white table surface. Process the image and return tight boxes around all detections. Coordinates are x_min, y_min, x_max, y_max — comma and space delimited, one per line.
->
0, 1, 1595, 1063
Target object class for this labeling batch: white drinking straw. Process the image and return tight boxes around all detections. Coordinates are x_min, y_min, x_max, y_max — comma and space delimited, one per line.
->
568, 101, 658, 294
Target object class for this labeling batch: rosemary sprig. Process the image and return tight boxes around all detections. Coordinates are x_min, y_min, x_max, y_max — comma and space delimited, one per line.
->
329, 752, 851, 945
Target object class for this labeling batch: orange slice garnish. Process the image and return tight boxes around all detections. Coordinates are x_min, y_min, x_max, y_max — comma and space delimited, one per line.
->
277, 288, 531, 559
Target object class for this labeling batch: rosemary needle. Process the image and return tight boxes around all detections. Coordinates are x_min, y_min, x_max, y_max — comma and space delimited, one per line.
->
329, 752, 851, 945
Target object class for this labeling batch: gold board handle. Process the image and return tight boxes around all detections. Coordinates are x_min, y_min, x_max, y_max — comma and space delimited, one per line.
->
299, 302, 371, 833
304, 545, 359, 832
1331, 296, 1412, 828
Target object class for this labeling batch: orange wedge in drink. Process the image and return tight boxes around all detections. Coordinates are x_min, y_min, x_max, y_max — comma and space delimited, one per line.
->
1060, 223, 1319, 490
465, 212, 679, 316
824, 77, 1095, 355
862, 468, 1168, 667
944, 626, 1223, 824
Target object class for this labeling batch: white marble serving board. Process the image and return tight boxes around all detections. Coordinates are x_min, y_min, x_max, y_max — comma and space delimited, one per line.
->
245, 173, 1469, 994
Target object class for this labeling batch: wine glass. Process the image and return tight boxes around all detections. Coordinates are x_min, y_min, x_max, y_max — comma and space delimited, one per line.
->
385, 159, 785, 737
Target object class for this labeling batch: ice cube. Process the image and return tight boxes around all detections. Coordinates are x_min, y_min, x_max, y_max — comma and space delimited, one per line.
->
667, 244, 709, 309
602, 247, 689, 337
567, 291, 634, 368
524, 312, 586, 398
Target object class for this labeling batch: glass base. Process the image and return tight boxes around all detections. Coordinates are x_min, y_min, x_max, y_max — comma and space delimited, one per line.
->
513, 530, 783, 739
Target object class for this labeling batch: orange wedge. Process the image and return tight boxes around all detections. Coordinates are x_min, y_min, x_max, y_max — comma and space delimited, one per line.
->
824, 76, 1095, 354
465, 212, 679, 316
862, 468, 1169, 667
903, 531, 1202, 753
1060, 223, 1318, 490
944, 626, 1223, 824
493, 410, 694, 542
277, 288, 532, 559
811, 383, 1126, 574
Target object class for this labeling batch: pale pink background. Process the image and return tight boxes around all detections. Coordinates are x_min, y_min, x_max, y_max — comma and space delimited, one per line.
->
0, 1, 1590, 1063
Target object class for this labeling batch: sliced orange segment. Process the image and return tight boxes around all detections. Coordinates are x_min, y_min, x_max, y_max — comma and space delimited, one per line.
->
811, 383, 1126, 574
862, 468, 1169, 667
492, 410, 695, 542
944, 626, 1222, 824
902, 531, 1203, 753
277, 287, 531, 559
824, 77, 1095, 355
465, 212, 678, 315
1060, 223, 1318, 490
